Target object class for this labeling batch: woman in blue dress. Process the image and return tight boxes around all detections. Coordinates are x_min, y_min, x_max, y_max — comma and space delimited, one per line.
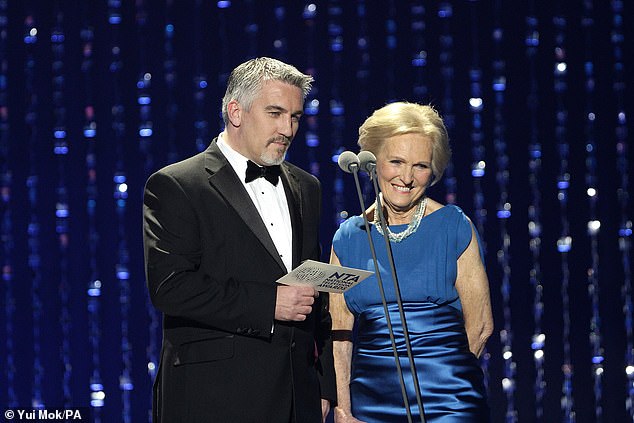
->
330, 102, 493, 422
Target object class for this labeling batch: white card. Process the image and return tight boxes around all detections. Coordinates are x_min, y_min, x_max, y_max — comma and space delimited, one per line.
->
277, 259, 374, 293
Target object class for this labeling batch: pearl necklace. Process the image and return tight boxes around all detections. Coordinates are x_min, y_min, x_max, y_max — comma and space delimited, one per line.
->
373, 195, 427, 242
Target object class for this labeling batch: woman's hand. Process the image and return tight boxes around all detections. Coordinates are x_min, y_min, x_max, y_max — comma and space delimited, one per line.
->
330, 248, 364, 423
333, 406, 366, 423
455, 222, 494, 357
321, 399, 331, 423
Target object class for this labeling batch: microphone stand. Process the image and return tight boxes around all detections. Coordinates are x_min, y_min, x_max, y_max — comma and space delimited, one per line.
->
346, 161, 415, 423
365, 161, 426, 423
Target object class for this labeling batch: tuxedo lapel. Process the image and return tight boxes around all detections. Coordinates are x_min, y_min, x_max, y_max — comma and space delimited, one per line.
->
203, 141, 286, 272
280, 165, 303, 269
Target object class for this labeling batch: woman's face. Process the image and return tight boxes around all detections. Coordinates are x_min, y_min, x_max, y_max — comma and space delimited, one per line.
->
376, 133, 434, 218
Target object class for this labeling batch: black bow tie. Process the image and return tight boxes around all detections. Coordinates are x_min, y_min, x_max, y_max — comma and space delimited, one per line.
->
245, 160, 281, 186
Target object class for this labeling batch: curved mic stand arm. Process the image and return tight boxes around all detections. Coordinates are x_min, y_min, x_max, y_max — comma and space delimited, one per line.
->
349, 167, 415, 423
370, 170, 426, 423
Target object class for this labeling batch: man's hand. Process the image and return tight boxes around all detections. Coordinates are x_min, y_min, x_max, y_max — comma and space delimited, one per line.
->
275, 285, 318, 321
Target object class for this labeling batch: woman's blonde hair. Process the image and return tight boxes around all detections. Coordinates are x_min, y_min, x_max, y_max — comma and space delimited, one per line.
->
358, 102, 451, 185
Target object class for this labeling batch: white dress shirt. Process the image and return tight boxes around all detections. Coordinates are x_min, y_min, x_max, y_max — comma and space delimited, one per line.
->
217, 134, 293, 273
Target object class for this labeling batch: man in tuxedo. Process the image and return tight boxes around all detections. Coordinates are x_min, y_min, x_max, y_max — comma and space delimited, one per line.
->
143, 57, 335, 422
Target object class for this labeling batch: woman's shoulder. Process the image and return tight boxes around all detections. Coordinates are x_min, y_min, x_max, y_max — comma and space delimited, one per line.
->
332, 215, 366, 248
425, 201, 473, 233
336, 215, 365, 234
337, 213, 373, 237
425, 199, 465, 219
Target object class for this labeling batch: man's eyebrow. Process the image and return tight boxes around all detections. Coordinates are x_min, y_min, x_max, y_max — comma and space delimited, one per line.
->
264, 105, 286, 112
264, 104, 303, 117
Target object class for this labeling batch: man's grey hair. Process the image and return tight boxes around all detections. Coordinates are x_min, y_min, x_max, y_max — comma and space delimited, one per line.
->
221, 57, 314, 125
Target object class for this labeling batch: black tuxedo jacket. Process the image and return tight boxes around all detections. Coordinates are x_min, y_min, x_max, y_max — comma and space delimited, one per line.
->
143, 139, 336, 422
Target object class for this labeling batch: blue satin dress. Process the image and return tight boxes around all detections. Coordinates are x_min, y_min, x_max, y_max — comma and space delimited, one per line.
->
332, 205, 489, 422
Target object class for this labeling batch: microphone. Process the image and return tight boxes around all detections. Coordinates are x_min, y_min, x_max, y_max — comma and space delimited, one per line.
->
367, 159, 426, 423
358, 150, 376, 174
337, 151, 360, 173
337, 151, 422, 423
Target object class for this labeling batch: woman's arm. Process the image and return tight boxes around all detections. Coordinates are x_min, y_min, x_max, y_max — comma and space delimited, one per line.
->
455, 224, 494, 358
330, 247, 365, 423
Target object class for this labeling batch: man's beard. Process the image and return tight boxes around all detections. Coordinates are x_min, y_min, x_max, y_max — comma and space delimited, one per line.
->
260, 136, 291, 165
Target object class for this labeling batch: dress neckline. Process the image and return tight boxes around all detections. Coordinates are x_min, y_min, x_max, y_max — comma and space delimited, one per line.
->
373, 204, 449, 227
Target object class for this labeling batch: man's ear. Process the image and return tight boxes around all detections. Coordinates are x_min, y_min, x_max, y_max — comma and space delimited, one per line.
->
227, 100, 242, 128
